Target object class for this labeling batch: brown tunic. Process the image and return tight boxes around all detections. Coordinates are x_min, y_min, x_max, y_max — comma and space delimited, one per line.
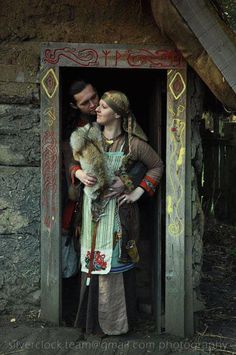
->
105, 134, 163, 192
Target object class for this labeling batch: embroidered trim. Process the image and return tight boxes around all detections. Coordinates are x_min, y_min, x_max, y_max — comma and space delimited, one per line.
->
85, 250, 107, 271
70, 165, 81, 185
139, 175, 158, 196
110, 263, 135, 273
119, 173, 134, 192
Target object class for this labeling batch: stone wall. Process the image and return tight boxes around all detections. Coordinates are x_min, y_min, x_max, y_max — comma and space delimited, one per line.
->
0, 41, 41, 316
0, 0, 170, 316
0, 106, 41, 315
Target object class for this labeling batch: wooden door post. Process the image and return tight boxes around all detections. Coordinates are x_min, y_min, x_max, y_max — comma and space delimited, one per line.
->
165, 68, 189, 336
40, 65, 61, 324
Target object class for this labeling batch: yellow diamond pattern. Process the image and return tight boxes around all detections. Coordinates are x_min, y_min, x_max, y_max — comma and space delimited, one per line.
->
41, 68, 59, 99
169, 72, 186, 100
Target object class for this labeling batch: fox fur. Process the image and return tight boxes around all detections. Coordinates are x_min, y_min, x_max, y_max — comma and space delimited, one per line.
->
70, 123, 108, 200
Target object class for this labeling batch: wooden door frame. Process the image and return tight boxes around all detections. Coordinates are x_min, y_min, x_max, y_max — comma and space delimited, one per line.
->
40, 42, 190, 336
165, 69, 193, 337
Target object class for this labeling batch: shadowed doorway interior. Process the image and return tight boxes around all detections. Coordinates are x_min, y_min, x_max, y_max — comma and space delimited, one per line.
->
60, 67, 166, 330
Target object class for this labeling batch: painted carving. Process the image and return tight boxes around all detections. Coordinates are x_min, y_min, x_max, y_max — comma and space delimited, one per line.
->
44, 48, 99, 66
167, 70, 186, 237
42, 46, 184, 69
43, 108, 56, 128
42, 131, 58, 229
127, 49, 183, 68
102, 50, 111, 66
169, 72, 186, 100
41, 68, 59, 99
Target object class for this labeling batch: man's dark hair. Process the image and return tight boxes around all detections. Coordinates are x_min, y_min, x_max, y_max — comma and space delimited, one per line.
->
63, 79, 96, 140
69, 80, 90, 105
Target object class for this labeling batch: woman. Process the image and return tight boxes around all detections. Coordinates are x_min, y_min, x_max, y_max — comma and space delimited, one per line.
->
70, 90, 163, 336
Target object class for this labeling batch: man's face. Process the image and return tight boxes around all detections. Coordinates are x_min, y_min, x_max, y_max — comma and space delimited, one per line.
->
73, 84, 99, 115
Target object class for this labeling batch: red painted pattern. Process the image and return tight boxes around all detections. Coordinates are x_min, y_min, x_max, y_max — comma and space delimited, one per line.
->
44, 48, 99, 66
43, 47, 184, 68
127, 49, 183, 68
42, 131, 58, 228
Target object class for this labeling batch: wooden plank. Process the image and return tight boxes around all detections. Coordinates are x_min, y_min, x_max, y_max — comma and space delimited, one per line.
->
165, 68, 187, 337
172, 0, 236, 92
40, 63, 61, 324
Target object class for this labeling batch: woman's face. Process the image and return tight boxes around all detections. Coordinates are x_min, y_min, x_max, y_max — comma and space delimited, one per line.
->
96, 99, 119, 126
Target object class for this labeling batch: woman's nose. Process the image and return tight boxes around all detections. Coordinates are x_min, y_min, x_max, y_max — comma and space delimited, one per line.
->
95, 106, 100, 112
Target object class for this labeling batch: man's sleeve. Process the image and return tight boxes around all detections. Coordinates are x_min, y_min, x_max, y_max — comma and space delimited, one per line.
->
119, 161, 147, 192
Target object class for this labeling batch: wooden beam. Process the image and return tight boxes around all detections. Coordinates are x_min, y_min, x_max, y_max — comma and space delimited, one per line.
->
172, 0, 236, 94
165, 67, 187, 337
40, 65, 61, 324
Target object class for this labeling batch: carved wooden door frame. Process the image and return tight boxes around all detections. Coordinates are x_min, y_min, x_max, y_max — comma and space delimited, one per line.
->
40, 42, 190, 336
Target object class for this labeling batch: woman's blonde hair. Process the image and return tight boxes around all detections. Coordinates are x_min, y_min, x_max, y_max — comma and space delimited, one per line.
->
101, 90, 130, 117
101, 90, 148, 163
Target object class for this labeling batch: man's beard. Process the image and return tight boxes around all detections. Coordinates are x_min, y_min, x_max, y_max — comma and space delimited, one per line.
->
80, 112, 97, 122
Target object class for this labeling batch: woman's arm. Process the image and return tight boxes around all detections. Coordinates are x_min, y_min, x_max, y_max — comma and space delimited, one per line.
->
131, 137, 164, 196
118, 137, 164, 205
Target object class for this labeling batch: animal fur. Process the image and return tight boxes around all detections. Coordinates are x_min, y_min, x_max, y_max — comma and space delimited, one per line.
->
70, 123, 107, 200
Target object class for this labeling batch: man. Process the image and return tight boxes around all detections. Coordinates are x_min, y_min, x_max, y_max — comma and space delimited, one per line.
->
61, 81, 97, 272
61, 80, 100, 325
65, 81, 100, 189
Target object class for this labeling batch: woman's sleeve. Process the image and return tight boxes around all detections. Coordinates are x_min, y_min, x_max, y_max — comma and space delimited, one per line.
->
131, 137, 164, 196
69, 159, 82, 185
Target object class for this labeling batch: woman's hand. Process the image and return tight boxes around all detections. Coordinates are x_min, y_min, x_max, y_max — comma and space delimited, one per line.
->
75, 170, 97, 187
118, 187, 144, 206
104, 177, 125, 198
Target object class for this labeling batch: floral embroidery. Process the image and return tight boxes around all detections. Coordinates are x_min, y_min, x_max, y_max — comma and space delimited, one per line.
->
85, 250, 107, 271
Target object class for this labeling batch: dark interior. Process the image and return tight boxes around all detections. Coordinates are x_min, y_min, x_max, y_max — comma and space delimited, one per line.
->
60, 67, 166, 328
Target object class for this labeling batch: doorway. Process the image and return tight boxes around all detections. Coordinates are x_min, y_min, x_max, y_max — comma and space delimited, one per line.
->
59, 67, 166, 330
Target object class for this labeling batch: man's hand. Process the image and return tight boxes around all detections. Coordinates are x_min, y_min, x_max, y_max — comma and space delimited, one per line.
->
118, 187, 144, 206
104, 176, 125, 198
75, 170, 97, 187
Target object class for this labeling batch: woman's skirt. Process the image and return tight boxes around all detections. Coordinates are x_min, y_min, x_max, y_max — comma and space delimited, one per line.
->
74, 268, 137, 335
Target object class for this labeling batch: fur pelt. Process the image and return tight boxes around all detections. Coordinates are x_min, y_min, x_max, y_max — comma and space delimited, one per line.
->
70, 123, 107, 200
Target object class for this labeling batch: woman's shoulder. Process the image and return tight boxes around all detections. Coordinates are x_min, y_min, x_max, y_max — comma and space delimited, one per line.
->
130, 135, 149, 147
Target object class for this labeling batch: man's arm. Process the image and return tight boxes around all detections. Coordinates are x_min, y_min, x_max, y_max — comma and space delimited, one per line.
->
105, 161, 147, 198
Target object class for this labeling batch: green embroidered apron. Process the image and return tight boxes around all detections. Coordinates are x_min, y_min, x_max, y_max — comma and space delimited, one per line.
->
80, 151, 124, 275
